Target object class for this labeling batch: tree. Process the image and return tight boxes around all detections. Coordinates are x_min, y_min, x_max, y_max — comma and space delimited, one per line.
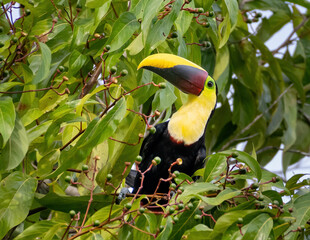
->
0, 0, 309, 239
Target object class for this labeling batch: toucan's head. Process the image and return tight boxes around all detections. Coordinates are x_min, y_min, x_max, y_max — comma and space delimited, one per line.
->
138, 53, 216, 96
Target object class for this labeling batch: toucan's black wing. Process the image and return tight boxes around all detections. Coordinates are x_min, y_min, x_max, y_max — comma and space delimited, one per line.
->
133, 121, 207, 194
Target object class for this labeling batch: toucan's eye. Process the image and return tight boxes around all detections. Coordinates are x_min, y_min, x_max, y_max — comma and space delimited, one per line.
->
207, 81, 213, 88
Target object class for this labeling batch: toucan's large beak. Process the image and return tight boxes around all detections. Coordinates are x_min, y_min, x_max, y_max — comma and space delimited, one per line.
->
138, 53, 208, 96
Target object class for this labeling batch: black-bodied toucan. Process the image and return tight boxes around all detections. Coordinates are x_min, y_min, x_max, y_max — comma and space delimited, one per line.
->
132, 53, 217, 195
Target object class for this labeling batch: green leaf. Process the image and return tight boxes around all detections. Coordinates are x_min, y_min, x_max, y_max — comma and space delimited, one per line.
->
47, 98, 126, 178
141, 0, 163, 43
157, 216, 173, 240
257, 11, 291, 43
14, 220, 67, 240
213, 45, 230, 94
200, 188, 241, 206
0, 82, 23, 96
178, 182, 220, 203
221, 150, 262, 181
223, 0, 239, 30
204, 153, 227, 182
282, 91, 297, 151
96, 113, 145, 189
0, 172, 37, 239
210, 210, 258, 239
21, 108, 44, 126
242, 213, 273, 240
39, 88, 68, 113
85, 0, 110, 8
0, 97, 16, 148
0, 117, 29, 172
152, 82, 177, 112
170, 201, 200, 239
285, 192, 310, 240
36, 149, 60, 177
104, 12, 140, 53
285, 0, 310, 8
32, 42, 51, 84
182, 224, 213, 240
76, 85, 107, 116
145, 0, 183, 52
36, 192, 113, 213
286, 174, 309, 194
85, 205, 123, 227
68, 49, 88, 76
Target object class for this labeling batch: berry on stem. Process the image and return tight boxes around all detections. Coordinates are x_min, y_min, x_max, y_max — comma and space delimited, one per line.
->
106, 174, 113, 181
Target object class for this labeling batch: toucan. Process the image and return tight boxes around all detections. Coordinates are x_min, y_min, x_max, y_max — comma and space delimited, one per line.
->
132, 53, 217, 195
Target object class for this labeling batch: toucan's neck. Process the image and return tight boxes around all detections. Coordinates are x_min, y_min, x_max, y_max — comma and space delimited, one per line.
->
168, 90, 216, 145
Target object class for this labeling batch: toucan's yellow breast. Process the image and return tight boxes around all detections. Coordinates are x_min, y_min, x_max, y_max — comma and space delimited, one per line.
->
168, 86, 216, 145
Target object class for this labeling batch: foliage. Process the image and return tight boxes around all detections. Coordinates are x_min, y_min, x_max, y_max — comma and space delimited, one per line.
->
0, 0, 309, 239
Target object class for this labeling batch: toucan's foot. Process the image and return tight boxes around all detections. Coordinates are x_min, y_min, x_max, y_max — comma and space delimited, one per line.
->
116, 187, 131, 204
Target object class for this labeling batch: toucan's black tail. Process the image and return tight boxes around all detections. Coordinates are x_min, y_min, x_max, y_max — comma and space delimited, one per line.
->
125, 169, 137, 188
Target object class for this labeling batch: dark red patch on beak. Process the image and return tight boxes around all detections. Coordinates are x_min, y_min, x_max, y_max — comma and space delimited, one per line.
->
142, 65, 208, 96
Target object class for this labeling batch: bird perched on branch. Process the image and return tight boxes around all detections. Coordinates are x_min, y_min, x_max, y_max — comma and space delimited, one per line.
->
132, 53, 217, 195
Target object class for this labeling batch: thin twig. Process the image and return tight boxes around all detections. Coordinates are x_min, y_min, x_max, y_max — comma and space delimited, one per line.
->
272, 17, 309, 54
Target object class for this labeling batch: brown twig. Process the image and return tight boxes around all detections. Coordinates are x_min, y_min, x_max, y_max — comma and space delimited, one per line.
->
272, 17, 309, 55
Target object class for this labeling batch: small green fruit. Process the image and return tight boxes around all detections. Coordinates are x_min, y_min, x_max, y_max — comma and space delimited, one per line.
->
208, 11, 214, 17
251, 183, 259, 189
82, 164, 89, 171
238, 168, 247, 174
173, 216, 179, 223
25, 9, 31, 16
154, 156, 161, 165
158, 82, 166, 89
58, 66, 65, 72
171, 32, 178, 38
139, 207, 145, 214
187, 202, 194, 209
93, 220, 100, 226
258, 196, 264, 201
178, 186, 184, 192
173, 170, 180, 177
170, 183, 176, 190
256, 12, 262, 18
202, 41, 211, 48
194, 214, 201, 220
2, 70, 8, 77
136, 155, 142, 162
76, 3, 82, 9
11, 36, 18, 43
203, 22, 210, 28
0, 55, 3, 61
169, 207, 175, 214
125, 202, 132, 210
149, 126, 156, 134
65, 175, 72, 183
237, 218, 243, 224
246, 19, 252, 23
159, 225, 165, 232
110, 66, 117, 74
197, 8, 204, 13
120, 69, 128, 76
273, 200, 279, 206
0, 42, 5, 48
178, 203, 184, 210
231, 152, 239, 158
106, 174, 113, 181
69, 210, 76, 218
105, 45, 111, 51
